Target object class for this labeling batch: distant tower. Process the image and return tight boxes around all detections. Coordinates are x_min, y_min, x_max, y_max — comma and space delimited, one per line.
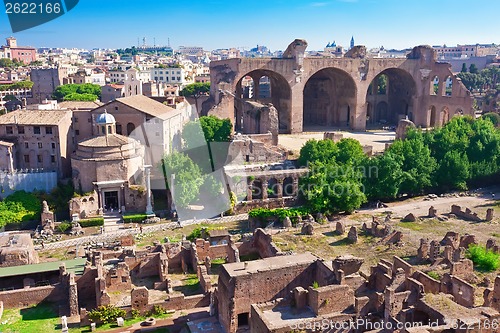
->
350, 36, 355, 49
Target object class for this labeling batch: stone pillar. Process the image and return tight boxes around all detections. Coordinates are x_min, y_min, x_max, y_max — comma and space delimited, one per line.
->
486, 208, 494, 222
98, 189, 104, 214
352, 81, 369, 130
144, 165, 154, 215
68, 274, 79, 317
251, 75, 260, 99
262, 178, 268, 200
276, 178, 283, 199
246, 179, 253, 201
292, 178, 299, 197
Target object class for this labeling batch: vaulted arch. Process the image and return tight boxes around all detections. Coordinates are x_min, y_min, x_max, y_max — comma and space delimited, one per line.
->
303, 67, 357, 129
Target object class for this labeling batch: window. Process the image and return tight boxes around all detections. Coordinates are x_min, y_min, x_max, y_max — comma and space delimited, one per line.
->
24, 142, 29, 148
51, 142, 56, 149
74, 117, 79, 123
115, 106, 118, 111
6, 126, 13, 134
45, 127, 53, 134
18, 126, 24, 134
37, 155, 42, 163
34, 126, 41, 134
160, 77, 164, 81
155, 131, 160, 136
24, 155, 29, 163
177, 77, 181, 81
75, 130, 80, 135
88, 118, 91, 123
51, 155, 56, 163
38, 142, 42, 148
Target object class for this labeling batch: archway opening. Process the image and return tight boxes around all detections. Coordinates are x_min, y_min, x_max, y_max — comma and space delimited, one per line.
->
235, 70, 291, 134
431, 76, 440, 95
444, 76, 453, 96
440, 107, 450, 126
429, 105, 438, 127
303, 68, 357, 129
283, 177, 294, 197
366, 68, 416, 127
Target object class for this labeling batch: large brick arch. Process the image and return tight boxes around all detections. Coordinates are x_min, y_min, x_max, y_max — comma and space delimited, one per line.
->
207, 40, 474, 133
234, 69, 292, 133
303, 67, 357, 128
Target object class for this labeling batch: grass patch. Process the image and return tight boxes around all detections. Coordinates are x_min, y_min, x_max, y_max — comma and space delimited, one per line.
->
1, 303, 59, 333
239, 252, 261, 262
426, 271, 441, 280
466, 244, 500, 272
491, 233, 500, 238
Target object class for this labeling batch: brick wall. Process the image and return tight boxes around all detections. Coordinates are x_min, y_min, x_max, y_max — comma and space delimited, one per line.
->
307, 284, 354, 316
0, 284, 66, 308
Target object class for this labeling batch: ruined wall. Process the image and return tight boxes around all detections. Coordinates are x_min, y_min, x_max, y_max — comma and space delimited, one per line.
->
252, 228, 281, 258
412, 270, 441, 294
307, 284, 354, 315
76, 267, 98, 309
0, 284, 66, 308
450, 275, 475, 307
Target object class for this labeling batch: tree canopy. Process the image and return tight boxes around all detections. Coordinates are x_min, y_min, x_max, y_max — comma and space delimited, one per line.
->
298, 116, 500, 213
181, 82, 210, 97
52, 83, 101, 101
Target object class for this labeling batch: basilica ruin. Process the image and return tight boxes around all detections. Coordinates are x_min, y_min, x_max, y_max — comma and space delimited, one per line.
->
205, 39, 473, 134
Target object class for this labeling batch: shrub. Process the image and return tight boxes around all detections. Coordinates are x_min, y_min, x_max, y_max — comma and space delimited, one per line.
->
152, 304, 168, 316
123, 213, 147, 223
312, 281, 319, 289
426, 271, 441, 280
466, 244, 500, 272
57, 222, 71, 233
130, 309, 140, 318
79, 217, 104, 227
88, 305, 126, 324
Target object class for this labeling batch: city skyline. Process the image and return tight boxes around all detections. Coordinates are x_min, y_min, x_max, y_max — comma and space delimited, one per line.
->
0, 0, 498, 51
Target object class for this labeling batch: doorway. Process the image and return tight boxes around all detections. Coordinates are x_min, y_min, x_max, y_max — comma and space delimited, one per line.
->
104, 191, 119, 211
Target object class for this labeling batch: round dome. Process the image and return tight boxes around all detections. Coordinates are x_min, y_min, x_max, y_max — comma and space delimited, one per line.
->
96, 111, 115, 124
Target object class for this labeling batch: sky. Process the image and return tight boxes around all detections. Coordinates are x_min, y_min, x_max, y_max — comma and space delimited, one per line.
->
0, 0, 498, 51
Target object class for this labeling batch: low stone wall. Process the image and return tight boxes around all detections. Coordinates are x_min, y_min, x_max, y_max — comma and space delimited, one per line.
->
0, 284, 66, 308
234, 197, 298, 214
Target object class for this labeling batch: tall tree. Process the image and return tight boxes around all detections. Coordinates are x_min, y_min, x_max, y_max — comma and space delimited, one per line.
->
461, 63, 468, 73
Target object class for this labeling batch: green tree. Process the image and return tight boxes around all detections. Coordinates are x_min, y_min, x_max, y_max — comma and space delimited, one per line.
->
63, 92, 98, 101
387, 135, 436, 195
436, 150, 470, 190
300, 161, 366, 214
469, 63, 478, 74
363, 153, 403, 200
181, 82, 211, 111
160, 152, 204, 209
335, 138, 366, 166
52, 83, 101, 101
461, 63, 468, 73
298, 139, 338, 166
0, 58, 13, 68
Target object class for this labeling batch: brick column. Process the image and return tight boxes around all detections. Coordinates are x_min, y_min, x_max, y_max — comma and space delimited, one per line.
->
262, 179, 268, 200
276, 178, 284, 199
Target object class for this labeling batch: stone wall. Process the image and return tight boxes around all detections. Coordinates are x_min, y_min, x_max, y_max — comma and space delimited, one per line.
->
412, 271, 441, 294
307, 284, 354, 315
0, 284, 66, 308
252, 228, 282, 258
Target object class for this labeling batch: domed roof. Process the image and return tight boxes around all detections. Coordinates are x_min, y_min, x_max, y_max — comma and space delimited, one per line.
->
95, 110, 115, 124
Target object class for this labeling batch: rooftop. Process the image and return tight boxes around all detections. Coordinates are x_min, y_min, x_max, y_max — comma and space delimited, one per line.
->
58, 101, 103, 110
0, 257, 87, 278
0, 110, 71, 125
222, 252, 318, 277
77, 133, 136, 148
114, 95, 182, 120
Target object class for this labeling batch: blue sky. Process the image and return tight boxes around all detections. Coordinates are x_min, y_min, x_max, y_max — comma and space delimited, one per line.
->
0, 0, 498, 51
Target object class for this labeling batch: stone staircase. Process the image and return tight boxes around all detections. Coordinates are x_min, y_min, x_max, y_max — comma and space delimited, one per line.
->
103, 213, 123, 233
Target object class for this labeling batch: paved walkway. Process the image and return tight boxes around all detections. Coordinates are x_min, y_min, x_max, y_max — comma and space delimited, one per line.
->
42, 214, 248, 250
